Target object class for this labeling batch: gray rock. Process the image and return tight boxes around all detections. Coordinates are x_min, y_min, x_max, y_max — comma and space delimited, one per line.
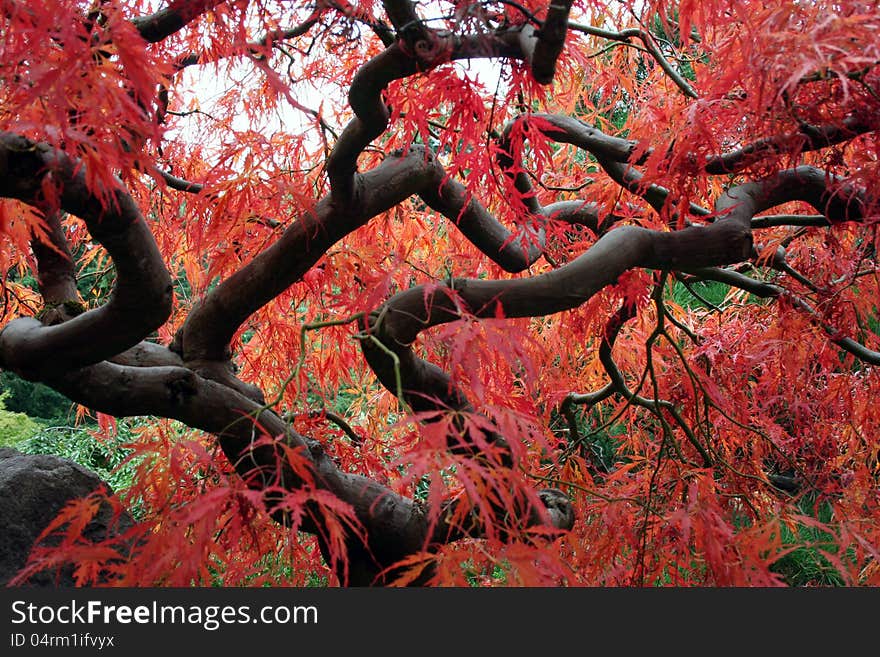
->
0, 447, 133, 586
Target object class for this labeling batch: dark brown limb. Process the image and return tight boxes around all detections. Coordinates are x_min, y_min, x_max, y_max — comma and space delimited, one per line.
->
28, 211, 82, 325
0, 132, 172, 379
705, 116, 876, 175
43, 359, 572, 584
132, 0, 226, 43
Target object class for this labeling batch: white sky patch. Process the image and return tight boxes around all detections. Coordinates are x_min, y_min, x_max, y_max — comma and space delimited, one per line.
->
158, 0, 609, 172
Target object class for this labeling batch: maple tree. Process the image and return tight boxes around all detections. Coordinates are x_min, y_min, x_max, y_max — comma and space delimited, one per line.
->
1, 0, 878, 586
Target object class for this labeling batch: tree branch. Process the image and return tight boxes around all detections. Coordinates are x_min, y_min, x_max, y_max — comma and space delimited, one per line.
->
180, 134, 602, 369
568, 22, 698, 98
360, 166, 871, 444
686, 267, 880, 365
705, 115, 876, 175
0, 132, 173, 379
529, 0, 573, 84
43, 358, 572, 583
131, 0, 226, 43
28, 211, 82, 324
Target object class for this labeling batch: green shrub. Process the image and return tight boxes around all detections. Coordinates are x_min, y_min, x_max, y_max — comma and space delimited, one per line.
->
15, 420, 143, 496
770, 499, 849, 586
0, 370, 76, 424
0, 391, 39, 446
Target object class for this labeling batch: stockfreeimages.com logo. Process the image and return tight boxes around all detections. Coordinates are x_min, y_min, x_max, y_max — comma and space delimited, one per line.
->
10, 600, 318, 632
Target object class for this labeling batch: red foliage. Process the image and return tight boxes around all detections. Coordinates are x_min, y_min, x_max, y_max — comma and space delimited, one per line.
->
1, 0, 879, 586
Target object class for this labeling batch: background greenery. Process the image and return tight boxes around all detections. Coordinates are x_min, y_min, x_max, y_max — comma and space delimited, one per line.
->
0, 370, 139, 493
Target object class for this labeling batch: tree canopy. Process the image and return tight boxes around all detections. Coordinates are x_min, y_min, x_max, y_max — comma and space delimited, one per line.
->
1, 0, 878, 586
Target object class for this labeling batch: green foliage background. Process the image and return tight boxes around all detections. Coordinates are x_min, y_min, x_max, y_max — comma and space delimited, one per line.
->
0, 371, 138, 493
